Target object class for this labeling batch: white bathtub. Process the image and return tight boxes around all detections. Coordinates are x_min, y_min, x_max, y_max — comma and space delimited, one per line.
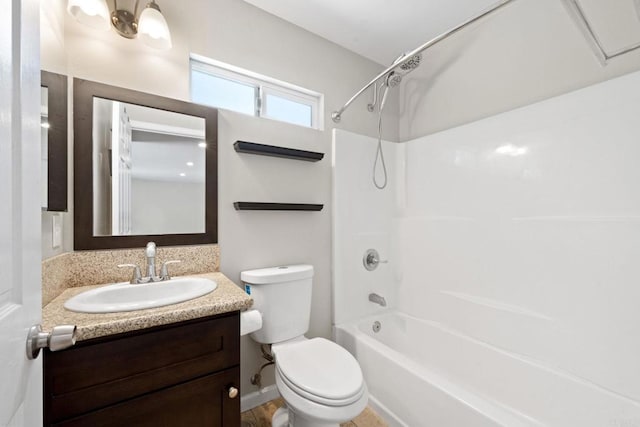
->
335, 311, 640, 427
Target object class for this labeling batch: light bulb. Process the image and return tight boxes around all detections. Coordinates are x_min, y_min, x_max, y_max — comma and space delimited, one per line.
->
138, 2, 172, 50
67, 0, 110, 31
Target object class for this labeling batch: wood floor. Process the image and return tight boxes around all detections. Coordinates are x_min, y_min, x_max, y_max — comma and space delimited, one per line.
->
241, 398, 388, 427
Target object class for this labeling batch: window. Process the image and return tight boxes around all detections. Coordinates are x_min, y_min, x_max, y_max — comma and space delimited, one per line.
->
190, 55, 323, 129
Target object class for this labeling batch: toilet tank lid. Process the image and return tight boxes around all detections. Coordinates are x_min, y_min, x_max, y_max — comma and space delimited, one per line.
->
241, 265, 314, 284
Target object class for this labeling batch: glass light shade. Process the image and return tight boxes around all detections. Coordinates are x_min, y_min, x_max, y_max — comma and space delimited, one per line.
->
138, 6, 172, 50
67, 0, 110, 31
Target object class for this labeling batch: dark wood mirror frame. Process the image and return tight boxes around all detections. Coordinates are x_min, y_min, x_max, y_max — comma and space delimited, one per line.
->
41, 70, 68, 212
73, 78, 218, 250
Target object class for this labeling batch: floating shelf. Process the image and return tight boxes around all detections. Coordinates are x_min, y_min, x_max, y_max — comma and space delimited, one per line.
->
234, 202, 324, 211
234, 141, 324, 162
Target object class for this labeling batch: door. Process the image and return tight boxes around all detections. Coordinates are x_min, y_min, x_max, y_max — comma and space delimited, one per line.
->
0, 0, 43, 425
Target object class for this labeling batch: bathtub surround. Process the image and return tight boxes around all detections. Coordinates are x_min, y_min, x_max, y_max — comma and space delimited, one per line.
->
334, 69, 640, 425
332, 130, 400, 326
42, 244, 219, 306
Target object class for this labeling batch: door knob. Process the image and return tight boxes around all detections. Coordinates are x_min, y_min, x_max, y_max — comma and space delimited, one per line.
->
26, 324, 76, 360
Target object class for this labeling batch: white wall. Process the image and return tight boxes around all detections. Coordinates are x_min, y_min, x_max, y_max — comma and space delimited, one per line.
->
396, 69, 640, 424
399, 0, 640, 139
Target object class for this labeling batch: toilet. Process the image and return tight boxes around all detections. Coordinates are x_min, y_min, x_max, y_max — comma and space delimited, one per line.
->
242, 265, 368, 427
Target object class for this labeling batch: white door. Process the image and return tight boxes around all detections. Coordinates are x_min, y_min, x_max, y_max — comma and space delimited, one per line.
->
0, 0, 43, 425
111, 102, 132, 235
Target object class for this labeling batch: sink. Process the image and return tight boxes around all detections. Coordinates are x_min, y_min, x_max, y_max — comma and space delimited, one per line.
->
64, 277, 217, 313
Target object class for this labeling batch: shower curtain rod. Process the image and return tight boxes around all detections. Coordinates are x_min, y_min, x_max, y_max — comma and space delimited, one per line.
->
331, 0, 518, 123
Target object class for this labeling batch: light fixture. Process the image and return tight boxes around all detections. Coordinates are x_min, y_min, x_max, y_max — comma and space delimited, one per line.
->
67, 0, 172, 50
179, 173, 186, 177
198, 142, 207, 148
138, 1, 172, 50
186, 161, 194, 167
41, 121, 51, 129
67, 0, 110, 31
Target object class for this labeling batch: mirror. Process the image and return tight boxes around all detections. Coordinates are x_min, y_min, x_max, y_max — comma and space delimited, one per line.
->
74, 79, 218, 250
41, 70, 68, 212
92, 99, 206, 236
41, 86, 48, 208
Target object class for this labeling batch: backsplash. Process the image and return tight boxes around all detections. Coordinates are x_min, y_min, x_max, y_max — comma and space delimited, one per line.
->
42, 244, 220, 306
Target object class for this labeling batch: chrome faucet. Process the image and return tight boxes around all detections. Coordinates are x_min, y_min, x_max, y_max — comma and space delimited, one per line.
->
146, 242, 159, 281
368, 293, 387, 307
118, 242, 181, 284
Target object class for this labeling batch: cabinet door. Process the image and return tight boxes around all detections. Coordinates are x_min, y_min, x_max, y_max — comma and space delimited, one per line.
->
53, 367, 240, 427
45, 314, 240, 422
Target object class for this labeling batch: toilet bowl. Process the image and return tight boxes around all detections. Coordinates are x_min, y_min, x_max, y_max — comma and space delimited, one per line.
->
241, 265, 369, 427
270, 337, 368, 427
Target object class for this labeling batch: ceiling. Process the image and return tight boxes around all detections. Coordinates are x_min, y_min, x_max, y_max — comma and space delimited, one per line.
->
575, 0, 640, 56
242, 0, 500, 65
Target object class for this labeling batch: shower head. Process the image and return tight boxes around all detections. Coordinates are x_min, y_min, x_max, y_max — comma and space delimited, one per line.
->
393, 52, 422, 72
381, 51, 422, 89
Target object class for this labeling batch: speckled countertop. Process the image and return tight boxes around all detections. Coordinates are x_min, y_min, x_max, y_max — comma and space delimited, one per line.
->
42, 272, 253, 342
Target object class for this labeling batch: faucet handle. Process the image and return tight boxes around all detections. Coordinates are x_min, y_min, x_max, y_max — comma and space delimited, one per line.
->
118, 264, 142, 284
160, 260, 181, 280
363, 249, 388, 271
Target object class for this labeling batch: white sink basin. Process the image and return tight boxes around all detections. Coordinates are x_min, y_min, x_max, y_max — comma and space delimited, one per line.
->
64, 277, 217, 313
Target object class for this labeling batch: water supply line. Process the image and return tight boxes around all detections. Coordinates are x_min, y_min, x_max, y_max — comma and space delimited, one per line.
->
250, 344, 275, 389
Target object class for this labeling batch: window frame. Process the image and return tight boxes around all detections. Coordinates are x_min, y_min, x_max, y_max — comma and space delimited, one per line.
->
190, 54, 323, 130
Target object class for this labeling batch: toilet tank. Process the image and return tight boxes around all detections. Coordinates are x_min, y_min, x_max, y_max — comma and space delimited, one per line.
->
241, 265, 314, 344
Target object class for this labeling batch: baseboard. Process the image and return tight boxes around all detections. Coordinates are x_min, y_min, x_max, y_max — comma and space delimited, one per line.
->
240, 384, 280, 412
368, 394, 408, 427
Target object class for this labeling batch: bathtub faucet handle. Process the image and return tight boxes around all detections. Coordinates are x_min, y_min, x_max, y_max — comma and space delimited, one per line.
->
363, 249, 387, 271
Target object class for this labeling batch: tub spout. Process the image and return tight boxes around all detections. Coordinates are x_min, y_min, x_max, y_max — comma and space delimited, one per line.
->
369, 293, 387, 307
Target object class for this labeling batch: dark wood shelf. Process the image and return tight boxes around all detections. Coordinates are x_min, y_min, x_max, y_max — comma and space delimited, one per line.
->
234, 202, 324, 211
234, 141, 324, 162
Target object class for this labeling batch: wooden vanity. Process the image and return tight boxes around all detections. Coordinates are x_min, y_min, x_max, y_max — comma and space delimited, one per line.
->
43, 312, 240, 426
41, 272, 252, 427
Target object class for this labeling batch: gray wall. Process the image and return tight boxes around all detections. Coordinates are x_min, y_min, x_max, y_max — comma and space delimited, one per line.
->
40, 0, 392, 397
398, 0, 640, 139
218, 110, 331, 397
40, 0, 395, 259
131, 179, 205, 235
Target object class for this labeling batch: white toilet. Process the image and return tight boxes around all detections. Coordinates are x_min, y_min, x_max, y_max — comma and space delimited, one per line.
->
242, 265, 368, 427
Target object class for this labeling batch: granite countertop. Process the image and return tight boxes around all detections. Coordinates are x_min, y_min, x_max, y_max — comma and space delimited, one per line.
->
42, 272, 253, 342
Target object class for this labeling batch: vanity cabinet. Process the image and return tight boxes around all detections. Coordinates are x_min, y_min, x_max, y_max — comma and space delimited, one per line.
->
43, 312, 240, 427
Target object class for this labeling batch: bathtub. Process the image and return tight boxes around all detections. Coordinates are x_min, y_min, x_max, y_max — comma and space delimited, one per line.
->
335, 311, 640, 427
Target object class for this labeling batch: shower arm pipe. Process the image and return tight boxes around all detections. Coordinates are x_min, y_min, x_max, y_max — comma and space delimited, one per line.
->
331, 0, 517, 123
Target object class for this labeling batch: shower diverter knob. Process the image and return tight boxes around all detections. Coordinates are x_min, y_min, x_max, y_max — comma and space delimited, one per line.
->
363, 249, 387, 271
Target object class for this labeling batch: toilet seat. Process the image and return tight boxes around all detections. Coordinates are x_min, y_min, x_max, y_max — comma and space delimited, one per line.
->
274, 338, 365, 407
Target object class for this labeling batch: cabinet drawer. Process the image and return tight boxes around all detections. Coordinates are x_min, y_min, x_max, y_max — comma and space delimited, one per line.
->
53, 366, 240, 427
45, 312, 239, 423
